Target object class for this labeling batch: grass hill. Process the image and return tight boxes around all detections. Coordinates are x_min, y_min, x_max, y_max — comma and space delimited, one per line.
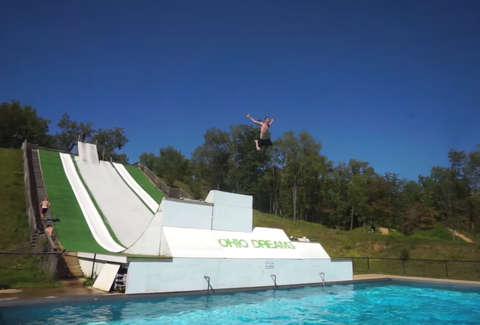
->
254, 210, 479, 260
0, 148, 55, 288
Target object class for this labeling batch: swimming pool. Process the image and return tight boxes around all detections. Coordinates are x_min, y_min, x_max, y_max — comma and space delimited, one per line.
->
1, 280, 480, 324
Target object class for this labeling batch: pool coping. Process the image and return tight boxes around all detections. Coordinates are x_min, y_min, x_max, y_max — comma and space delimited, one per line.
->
1, 275, 479, 308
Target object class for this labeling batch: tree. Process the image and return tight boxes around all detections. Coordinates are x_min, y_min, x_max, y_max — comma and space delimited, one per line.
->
55, 113, 94, 152
156, 146, 189, 186
275, 131, 325, 222
93, 127, 128, 163
139, 152, 158, 171
0, 100, 52, 148
191, 128, 232, 190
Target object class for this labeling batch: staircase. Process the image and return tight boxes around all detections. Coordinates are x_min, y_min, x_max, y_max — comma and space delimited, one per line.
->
62, 252, 84, 278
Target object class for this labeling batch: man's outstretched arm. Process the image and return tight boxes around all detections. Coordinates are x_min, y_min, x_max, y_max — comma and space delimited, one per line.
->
246, 113, 263, 126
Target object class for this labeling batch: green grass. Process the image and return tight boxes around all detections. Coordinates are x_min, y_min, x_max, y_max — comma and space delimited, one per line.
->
0, 255, 57, 289
0, 148, 29, 249
124, 164, 164, 203
253, 210, 480, 280
39, 150, 109, 253
0, 148, 56, 288
410, 224, 457, 241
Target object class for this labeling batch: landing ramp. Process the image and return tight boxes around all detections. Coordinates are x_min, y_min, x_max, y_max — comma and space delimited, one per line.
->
75, 158, 154, 247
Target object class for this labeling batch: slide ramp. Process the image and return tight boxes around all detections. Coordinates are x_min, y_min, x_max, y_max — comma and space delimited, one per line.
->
59, 153, 124, 253
112, 162, 159, 213
75, 158, 153, 247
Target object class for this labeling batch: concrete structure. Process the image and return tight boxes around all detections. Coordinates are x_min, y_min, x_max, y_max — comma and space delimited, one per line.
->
62, 142, 353, 293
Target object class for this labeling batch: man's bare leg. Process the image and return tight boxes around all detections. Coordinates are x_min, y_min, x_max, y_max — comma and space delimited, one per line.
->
254, 140, 261, 151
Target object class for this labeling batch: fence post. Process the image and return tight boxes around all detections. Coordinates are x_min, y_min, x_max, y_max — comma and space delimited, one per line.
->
91, 253, 96, 278
444, 261, 449, 278
367, 257, 370, 272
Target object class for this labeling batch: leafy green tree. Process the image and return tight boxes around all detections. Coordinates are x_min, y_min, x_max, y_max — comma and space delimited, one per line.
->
191, 128, 232, 190
55, 113, 94, 152
226, 124, 269, 195
0, 100, 52, 148
139, 152, 158, 171
156, 146, 190, 186
93, 127, 128, 163
275, 131, 325, 222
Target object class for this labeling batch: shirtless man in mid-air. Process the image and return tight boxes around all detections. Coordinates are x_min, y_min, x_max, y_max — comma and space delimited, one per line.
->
246, 113, 275, 151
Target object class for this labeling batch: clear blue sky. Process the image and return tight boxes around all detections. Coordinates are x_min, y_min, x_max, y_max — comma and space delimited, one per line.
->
1, 0, 478, 180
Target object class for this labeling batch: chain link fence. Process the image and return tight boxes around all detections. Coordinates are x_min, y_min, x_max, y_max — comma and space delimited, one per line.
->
351, 256, 480, 281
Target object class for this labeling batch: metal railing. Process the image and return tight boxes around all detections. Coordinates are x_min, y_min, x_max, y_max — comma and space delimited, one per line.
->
349, 256, 480, 281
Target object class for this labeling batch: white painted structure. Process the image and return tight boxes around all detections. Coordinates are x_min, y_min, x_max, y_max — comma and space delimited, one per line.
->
62, 142, 353, 294
112, 162, 159, 213
75, 157, 154, 247
77, 141, 99, 164
59, 153, 124, 252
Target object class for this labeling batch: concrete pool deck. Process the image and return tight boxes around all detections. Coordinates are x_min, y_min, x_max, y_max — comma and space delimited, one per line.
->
1, 275, 479, 308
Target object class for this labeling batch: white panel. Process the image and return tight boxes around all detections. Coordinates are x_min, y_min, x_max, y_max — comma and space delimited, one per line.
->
112, 162, 159, 212
78, 141, 99, 164
212, 204, 252, 232
205, 190, 253, 232
125, 213, 163, 255
161, 226, 330, 259
75, 158, 153, 247
77, 252, 128, 277
93, 263, 120, 292
292, 242, 331, 258
126, 257, 353, 294
205, 190, 252, 207
60, 153, 124, 253
159, 199, 213, 230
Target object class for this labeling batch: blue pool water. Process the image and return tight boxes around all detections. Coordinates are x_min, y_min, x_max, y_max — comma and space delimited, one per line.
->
1, 281, 480, 324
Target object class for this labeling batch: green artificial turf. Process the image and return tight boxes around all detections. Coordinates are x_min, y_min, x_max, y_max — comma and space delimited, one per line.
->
124, 164, 164, 203
39, 150, 109, 253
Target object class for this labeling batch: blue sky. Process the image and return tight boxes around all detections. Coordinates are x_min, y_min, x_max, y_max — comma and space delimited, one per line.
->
1, 0, 478, 180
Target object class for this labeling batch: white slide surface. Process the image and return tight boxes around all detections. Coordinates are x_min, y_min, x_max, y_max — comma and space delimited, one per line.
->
59, 153, 125, 253
75, 157, 154, 247
112, 162, 159, 213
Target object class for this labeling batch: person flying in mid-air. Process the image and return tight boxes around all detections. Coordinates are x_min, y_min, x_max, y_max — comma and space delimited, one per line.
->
246, 113, 275, 151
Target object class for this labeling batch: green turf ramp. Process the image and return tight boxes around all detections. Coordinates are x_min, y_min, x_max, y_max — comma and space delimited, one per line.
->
39, 150, 108, 253
124, 164, 164, 203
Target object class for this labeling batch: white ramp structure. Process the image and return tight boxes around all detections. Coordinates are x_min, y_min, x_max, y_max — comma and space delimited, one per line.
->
112, 162, 159, 213
75, 158, 154, 247
66, 141, 353, 294
124, 189, 353, 294
59, 153, 124, 253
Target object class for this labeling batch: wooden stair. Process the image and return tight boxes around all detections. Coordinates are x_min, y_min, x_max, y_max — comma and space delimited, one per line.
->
62, 252, 84, 278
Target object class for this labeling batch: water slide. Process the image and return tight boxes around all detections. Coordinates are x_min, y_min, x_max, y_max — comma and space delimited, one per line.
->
74, 157, 154, 247
112, 162, 159, 213
59, 153, 125, 253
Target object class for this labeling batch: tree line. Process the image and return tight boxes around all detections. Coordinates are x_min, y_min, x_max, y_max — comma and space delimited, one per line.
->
2, 100, 479, 234
0, 101, 128, 162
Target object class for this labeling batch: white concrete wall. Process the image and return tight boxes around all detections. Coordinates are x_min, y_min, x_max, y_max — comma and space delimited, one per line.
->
159, 199, 213, 230
205, 190, 252, 232
125, 257, 353, 294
